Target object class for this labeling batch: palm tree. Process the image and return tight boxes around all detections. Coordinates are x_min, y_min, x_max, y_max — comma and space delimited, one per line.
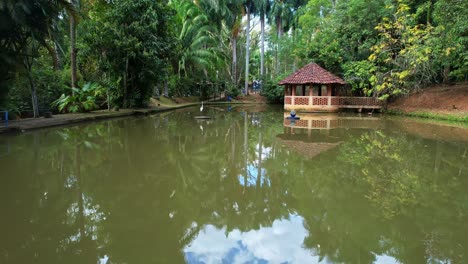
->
253, 0, 271, 78
228, 4, 243, 86
268, 0, 286, 75
267, 0, 305, 75
197, 0, 245, 86
269, 0, 285, 38
244, 1, 252, 95
171, 0, 219, 98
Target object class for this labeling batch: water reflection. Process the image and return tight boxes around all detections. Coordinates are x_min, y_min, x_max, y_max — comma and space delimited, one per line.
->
283, 113, 385, 130
184, 215, 319, 264
0, 106, 467, 263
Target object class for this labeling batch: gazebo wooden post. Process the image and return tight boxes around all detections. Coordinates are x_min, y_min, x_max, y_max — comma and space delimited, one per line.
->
327, 84, 332, 106
291, 85, 296, 105
327, 84, 332, 96
308, 84, 313, 106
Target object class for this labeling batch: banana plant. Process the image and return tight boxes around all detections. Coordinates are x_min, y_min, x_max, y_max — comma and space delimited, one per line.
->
53, 82, 105, 113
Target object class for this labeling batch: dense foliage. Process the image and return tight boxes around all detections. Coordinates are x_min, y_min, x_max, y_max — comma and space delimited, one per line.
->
80, 0, 176, 108
295, 0, 467, 99
0, 0, 466, 116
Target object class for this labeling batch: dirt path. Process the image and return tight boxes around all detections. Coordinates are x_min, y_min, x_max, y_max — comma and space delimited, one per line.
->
0, 95, 267, 134
234, 93, 268, 103
0, 106, 187, 134
389, 82, 468, 118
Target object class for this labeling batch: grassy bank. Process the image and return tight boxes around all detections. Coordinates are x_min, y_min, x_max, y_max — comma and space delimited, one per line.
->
387, 83, 468, 123
386, 109, 468, 123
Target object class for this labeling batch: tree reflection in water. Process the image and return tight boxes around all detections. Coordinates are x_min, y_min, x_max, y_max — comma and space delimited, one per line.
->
0, 106, 467, 263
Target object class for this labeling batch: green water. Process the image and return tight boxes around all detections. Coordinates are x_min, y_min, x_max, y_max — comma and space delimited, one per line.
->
1, 105, 467, 264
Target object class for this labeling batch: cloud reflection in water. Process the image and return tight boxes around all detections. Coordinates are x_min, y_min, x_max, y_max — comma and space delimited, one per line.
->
184, 214, 319, 264
184, 214, 400, 264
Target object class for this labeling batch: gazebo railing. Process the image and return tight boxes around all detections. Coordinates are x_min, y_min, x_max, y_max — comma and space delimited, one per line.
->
330, 96, 382, 106
285, 96, 382, 107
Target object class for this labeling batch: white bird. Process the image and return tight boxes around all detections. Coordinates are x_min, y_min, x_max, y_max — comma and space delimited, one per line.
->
200, 101, 204, 112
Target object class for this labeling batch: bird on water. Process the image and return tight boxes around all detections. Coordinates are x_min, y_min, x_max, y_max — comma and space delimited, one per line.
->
200, 101, 204, 112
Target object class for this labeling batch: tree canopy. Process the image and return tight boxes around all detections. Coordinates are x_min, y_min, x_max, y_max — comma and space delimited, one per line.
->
0, 0, 466, 115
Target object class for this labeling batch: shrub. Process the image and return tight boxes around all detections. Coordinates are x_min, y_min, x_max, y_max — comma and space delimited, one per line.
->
53, 82, 105, 113
261, 79, 284, 104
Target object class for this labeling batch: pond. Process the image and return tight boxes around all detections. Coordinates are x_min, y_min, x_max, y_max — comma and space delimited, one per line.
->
0, 105, 467, 264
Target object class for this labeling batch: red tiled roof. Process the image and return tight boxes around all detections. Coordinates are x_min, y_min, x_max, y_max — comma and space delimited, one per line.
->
278, 63, 346, 85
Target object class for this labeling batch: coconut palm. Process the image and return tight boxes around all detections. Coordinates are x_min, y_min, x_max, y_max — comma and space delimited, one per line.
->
196, 0, 244, 85
253, 0, 271, 78
244, 0, 254, 94
268, 0, 306, 75
172, 1, 218, 78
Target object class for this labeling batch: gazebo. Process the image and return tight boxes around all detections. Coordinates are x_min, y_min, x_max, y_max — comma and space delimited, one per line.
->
279, 62, 382, 112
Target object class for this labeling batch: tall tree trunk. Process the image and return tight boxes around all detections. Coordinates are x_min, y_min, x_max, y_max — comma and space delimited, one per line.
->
70, 9, 77, 93
244, 8, 250, 95
276, 16, 283, 76
277, 17, 283, 38
104, 72, 111, 111
443, 65, 450, 84
260, 12, 265, 78
55, 41, 63, 69
154, 83, 160, 97
24, 59, 39, 118
275, 43, 279, 76
123, 57, 129, 108
27, 71, 40, 118
45, 42, 59, 70
427, 0, 434, 25
231, 36, 237, 85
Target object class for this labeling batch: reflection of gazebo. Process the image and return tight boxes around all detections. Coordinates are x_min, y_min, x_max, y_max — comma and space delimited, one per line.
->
277, 122, 345, 159
283, 113, 384, 130
276, 113, 388, 158
277, 137, 341, 159
279, 63, 382, 112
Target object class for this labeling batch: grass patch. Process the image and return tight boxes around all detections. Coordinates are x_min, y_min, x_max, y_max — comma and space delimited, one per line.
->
386, 109, 468, 123
156, 96, 178, 106
183, 96, 201, 103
